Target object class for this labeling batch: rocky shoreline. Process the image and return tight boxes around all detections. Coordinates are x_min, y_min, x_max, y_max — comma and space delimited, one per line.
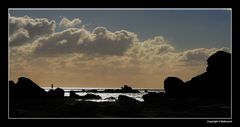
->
9, 51, 231, 118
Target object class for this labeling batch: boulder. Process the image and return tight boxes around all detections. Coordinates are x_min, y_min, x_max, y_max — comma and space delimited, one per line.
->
207, 50, 231, 74
164, 77, 185, 97
9, 77, 47, 98
185, 51, 231, 102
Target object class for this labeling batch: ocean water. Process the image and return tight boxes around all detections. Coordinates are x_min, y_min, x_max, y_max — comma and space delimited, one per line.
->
44, 87, 164, 102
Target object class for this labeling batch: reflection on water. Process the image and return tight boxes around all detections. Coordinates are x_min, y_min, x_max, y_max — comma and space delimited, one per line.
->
44, 88, 163, 102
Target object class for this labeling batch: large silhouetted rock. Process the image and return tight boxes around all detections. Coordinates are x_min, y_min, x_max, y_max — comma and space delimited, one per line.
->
185, 51, 231, 102
9, 77, 47, 99
207, 50, 231, 73
9, 80, 18, 98
164, 77, 185, 97
162, 51, 231, 103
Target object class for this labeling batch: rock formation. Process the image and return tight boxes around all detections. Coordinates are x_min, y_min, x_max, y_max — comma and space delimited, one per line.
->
164, 77, 185, 97
9, 77, 47, 99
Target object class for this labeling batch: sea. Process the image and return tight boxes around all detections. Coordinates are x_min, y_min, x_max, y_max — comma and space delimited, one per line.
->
43, 87, 164, 102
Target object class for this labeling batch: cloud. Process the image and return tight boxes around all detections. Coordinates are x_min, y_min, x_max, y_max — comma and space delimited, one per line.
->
178, 47, 229, 64
125, 36, 175, 65
9, 15, 56, 46
9, 15, 230, 88
59, 17, 82, 29
141, 36, 175, 54
9, 28, 30, 46
32, 27, 138, 56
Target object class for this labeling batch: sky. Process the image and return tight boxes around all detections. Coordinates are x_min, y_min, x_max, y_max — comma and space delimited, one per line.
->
9, 9, 231, 88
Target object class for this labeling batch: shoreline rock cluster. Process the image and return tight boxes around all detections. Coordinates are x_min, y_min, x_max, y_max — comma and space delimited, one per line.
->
9, 51, 231, 118
143, 51, 231, 104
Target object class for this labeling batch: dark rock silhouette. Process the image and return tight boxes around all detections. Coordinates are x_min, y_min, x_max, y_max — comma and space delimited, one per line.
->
160, 51, 231, 103
9, 51, 230, 118
83, 94, 101, 100
70, 90, 79, 98
120, 85, 140, 93
47, 89, 55, 97
207, 50, 231, 73
104, 85, 140, 93
54, 88, 64, 97
185, 51, 231, 102
164, 77, 185, 97
142, 92, 167, 103
143, 51, 231, 104
47, 88, 64, 98
121, 85, 132, 91
9, 80, 17, 98
117, 95, 140, 104
9, 77, 47, 99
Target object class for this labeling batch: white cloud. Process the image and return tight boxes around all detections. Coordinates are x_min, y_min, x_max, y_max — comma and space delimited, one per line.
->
9, 15, 230, 88
125, 36, 175, 65
178, 47, 229, 65
32, 27, 138, 56
9, 15, 56, 46
9, 28, 30, 46
59, 17, 82, 29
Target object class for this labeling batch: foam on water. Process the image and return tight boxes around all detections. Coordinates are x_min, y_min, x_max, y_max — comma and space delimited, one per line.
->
44, 88, 163, 102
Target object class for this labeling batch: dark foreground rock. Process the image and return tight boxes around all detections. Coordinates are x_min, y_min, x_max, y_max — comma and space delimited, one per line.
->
9, 50, 231, 118
164, 77, 185, 97
159, 51, 231, 103
9, 76, 230, 118
117, 95, 140, 104
143, 92, 167, 103
185, 51, 231, 102
9, 98, 230, 118
142, 50, 231, 113
9, 77, 47, 99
